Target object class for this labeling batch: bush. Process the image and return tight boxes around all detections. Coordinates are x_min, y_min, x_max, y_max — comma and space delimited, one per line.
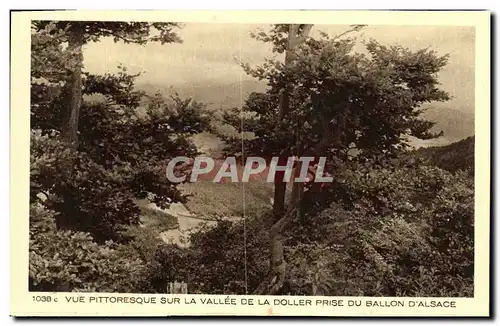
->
281, 164, 474, 297
153, 163, 474, 297
141, 215, 270, 294
29, 203, 147, 292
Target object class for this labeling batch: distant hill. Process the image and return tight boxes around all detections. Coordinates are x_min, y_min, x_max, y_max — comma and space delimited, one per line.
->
136, 80, 267, 110
413, 136, 475, 175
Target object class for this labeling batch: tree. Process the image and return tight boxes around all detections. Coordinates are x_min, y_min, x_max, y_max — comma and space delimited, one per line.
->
30, 20, 215, 291
32, 20, 182, 145
220, 24, 451, 294
30, 22, 211, 242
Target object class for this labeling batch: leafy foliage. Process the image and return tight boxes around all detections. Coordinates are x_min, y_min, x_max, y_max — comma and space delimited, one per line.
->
30, 22, 211, 242
220, 26, 450, 167
414, 136, 474, 175
32, 21, 182, 45
303, 164, 474, 297
160, 161, 473, 297
29, 20, 212, 291
29, 203, 147, 292
140, 217, 270, 294
29, 21, 474, 297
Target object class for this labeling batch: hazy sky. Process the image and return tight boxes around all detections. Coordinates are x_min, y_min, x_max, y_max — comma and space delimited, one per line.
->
83, 24, 475, 114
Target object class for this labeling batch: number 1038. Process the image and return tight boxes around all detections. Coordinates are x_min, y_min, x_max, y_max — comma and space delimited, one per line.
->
32, 295, 52, 303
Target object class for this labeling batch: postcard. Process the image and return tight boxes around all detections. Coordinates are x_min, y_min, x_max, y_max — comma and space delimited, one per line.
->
10, 9, 490, 317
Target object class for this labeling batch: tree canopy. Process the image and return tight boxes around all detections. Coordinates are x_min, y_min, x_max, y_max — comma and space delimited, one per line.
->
30, 21, 210, 242
221, 25, 449, 164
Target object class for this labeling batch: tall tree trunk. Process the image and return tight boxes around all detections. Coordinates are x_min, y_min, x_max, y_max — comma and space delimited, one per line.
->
290, 179, 305, 221
272, 157, 288, 223
257, 132, 337, 294
63, 24, 84, 145
255, 207, 296, 294
258, 24, 313, 295
58, 24, 84, 231
290, 103, 306, 222
272, 24, 313, 222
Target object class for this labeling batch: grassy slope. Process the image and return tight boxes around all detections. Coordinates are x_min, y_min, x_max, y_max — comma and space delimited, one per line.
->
413, 136, 475, 174
179, 180, 275, 219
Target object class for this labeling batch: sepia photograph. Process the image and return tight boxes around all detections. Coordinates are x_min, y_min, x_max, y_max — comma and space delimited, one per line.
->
10, 10, 490, 317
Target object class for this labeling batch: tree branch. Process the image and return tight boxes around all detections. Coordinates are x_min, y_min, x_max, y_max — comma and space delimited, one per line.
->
332, 24, 367, 41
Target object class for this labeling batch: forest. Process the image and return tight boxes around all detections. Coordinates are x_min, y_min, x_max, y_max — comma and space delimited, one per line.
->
29, 21, 474, 296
